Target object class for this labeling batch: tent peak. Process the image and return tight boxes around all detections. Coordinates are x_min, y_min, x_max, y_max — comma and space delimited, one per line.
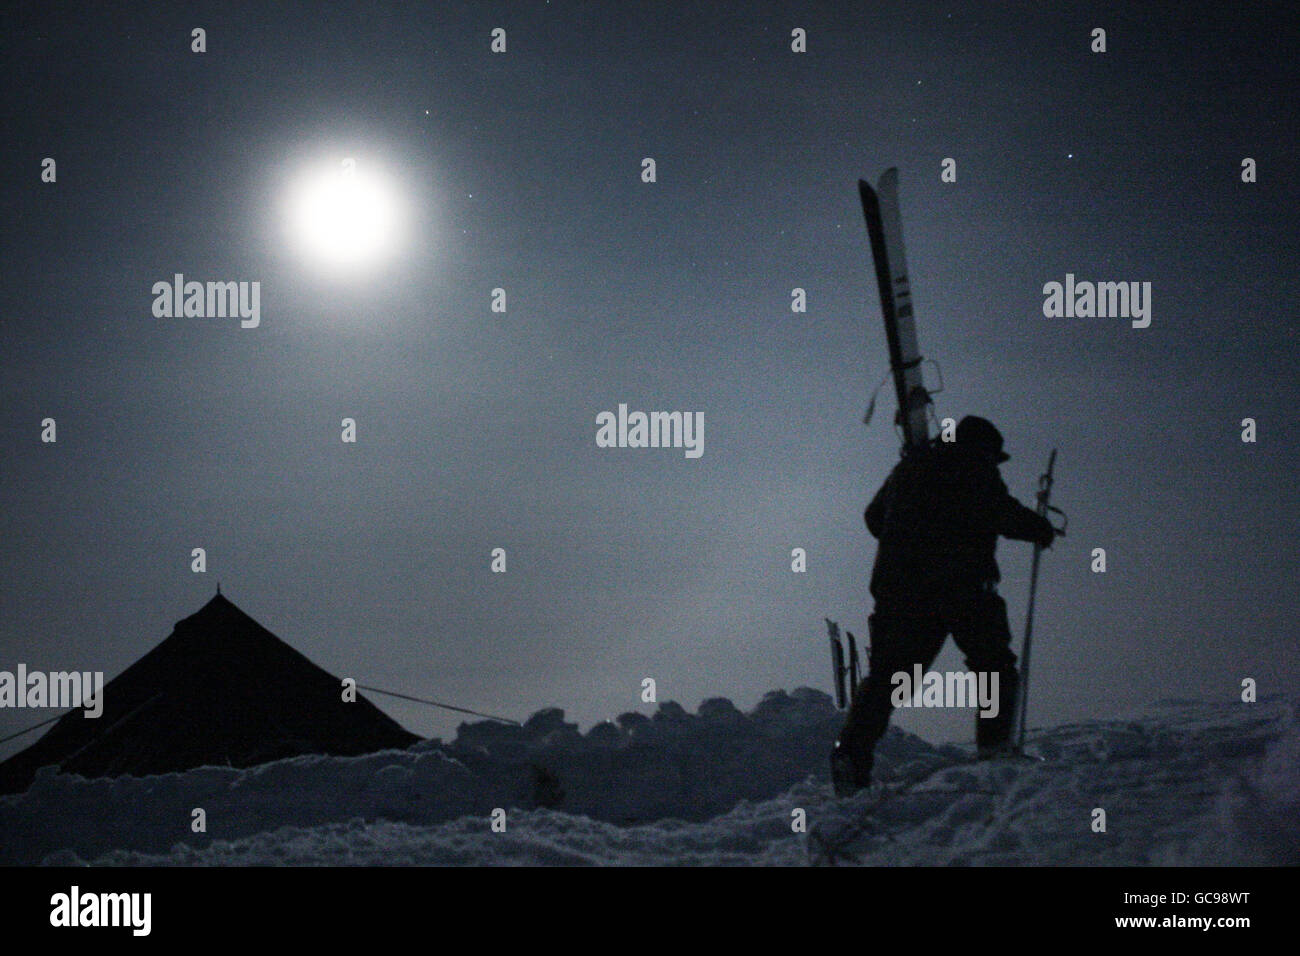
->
188, 590, 246, 624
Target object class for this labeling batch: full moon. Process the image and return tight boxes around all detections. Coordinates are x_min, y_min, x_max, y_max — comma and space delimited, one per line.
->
289, 161, 400, 270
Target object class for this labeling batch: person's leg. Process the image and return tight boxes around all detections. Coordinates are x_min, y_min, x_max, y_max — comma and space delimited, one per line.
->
949, 593, 1020, 751
836, 604, 947, 785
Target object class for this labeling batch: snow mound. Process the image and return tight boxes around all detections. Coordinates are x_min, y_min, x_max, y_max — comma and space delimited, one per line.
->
1, 688, 909, 864
810, 696, 1300, 866
2, 692, 1294, 866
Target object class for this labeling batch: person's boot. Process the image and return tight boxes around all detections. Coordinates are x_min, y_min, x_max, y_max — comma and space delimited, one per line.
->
831, 740, 872, 796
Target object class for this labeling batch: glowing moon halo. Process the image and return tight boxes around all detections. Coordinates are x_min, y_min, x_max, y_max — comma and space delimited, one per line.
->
289, 163, 399, 270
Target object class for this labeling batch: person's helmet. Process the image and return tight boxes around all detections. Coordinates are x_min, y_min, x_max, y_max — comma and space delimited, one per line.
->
956, 416, 1010, 463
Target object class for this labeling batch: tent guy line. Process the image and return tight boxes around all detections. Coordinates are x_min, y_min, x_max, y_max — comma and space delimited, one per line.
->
355, 684, 521, 726
0, 711, 63, 746
0, 675, 522, 750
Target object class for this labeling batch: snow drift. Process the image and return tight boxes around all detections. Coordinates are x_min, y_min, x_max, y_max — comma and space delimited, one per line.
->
0, 690, 1294, 866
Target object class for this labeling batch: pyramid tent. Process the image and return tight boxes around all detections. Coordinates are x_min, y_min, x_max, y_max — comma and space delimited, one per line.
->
0, 593, 420, 794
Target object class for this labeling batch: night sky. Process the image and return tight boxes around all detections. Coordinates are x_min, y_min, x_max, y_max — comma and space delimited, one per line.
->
3, 0, 1297, 755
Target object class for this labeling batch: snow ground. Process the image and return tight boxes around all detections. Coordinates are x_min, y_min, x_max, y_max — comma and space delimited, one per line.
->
1, 690, 1294, 866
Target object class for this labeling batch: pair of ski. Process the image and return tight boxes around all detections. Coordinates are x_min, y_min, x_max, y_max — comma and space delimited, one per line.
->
825, 169, 929, 734
825, 619, 861, 710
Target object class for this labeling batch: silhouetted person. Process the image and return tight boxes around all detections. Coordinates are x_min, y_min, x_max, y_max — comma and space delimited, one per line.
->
832, 416, 1056, 794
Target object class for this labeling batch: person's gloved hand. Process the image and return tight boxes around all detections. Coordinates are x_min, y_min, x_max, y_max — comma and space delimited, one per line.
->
1037, 518, 1056, 549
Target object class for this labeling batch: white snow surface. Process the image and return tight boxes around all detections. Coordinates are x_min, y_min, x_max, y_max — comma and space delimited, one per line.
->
1, 689, 1295, 866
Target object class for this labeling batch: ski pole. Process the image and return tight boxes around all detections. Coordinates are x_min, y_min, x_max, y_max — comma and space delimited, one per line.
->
1016, 449, 1057, 752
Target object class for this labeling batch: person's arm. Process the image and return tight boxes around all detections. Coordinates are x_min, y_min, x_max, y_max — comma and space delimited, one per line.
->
991, 475, 1054, 546
968, 465, 1053, 546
